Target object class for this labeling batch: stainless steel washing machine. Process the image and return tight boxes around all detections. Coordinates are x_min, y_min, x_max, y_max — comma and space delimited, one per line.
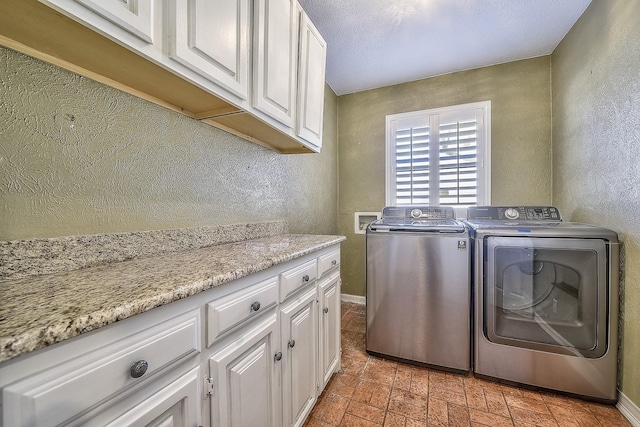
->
466, 206, 619, 402
366, 206, 470, 372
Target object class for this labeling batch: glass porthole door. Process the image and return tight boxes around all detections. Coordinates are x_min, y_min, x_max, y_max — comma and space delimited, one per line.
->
484, 237, 608, 358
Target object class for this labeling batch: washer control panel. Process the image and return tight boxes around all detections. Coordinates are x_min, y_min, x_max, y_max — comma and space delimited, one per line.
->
382, 206, 455, 220
467, 206, 562, 221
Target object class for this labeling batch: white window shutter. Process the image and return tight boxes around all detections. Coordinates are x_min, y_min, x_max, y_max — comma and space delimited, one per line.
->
386, 101, 490, 208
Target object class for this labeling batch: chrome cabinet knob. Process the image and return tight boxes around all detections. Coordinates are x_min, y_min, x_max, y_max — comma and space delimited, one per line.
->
331, 260, 337, 266
130, 360, 148, 378
303, 275, 310, 282
274, 352, 282, 361
250, 301, 261, 312
323, 307, 329, 314
288, 339, 296, 348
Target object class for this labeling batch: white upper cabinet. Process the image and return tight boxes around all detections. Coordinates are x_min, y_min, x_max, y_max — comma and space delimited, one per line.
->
168, 0, 250, 100
48, 0, 155, 44
296, 9, 327, 148
26, 0, 326, 153
253, 0, 299, 128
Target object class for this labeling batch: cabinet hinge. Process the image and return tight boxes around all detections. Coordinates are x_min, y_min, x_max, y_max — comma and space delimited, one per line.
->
204, 376, 215, 397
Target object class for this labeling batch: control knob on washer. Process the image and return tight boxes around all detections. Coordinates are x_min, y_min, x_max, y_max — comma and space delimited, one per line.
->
504, 208, 520, 220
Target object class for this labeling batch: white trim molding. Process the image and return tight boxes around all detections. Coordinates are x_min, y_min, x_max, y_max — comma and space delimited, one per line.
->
618, 391, 640, 427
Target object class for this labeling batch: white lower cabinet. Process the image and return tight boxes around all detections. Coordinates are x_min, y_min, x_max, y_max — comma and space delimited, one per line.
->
208, 311, 281, 427
0, 244, 341, 427
203, 246, 341, 427
318, 271, 341, 391
280, 285, 318, 427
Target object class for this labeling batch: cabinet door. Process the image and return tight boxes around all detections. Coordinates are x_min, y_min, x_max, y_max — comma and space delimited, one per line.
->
168, 0, 250, 99
209, 312, 281, 427
42, 0, 155, 43
253, 0, 298, 127
280, 286, 317, 427
318, 272, 341, 391
103, 367, 201, 427
296, 10, 327, 148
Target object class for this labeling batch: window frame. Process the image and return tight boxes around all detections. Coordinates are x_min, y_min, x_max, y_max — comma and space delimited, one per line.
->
385, 101, 492, 217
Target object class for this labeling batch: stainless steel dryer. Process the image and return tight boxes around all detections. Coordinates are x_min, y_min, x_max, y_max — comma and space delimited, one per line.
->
466, 206, 619, 402
366, 206, 470, 372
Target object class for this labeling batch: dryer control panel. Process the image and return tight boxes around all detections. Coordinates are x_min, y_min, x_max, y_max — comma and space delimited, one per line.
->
467, 206, 562, 221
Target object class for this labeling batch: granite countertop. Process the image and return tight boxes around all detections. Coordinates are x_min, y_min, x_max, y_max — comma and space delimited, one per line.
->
0, 234, 345, 363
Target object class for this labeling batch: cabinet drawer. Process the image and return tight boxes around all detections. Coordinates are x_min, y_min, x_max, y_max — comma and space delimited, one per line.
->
2, 310, 200, 427
206, 277, 278, 346
280, 259, 317, 302
318, 248, 340, 277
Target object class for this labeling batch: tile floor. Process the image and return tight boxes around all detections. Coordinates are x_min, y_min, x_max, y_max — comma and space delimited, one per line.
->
304, 302, 631, 427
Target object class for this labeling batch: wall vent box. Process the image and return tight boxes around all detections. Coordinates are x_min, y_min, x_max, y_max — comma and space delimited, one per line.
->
354, 212, 381, 234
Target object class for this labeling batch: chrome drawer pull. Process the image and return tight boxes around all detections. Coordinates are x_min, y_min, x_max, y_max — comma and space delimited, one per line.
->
274, 352, 282, 361
288, 339, 296, 348
250, 301, 261, 312
130, 360, 148, 378
331, 260, 337, 266
323, 307, 329, 314
302, 275, 310, 282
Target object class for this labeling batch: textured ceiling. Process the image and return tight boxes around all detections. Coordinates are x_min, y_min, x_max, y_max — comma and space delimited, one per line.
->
298, 0, 592, 95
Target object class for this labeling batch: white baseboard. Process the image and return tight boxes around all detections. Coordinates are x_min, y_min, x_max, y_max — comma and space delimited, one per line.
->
341, 294, 365, 305
618, 391, 640, 427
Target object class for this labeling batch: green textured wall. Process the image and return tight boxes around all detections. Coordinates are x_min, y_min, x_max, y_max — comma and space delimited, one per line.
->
552, 0, 640, 406
0, 47, 338, 240
337, 57, 552, 297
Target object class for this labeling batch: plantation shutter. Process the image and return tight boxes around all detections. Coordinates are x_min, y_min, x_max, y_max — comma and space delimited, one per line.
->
394, 124, 430, 205
388, 103, 487, 207
437, 115, 478, 205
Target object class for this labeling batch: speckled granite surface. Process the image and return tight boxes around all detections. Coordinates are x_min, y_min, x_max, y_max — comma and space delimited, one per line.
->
0, 221, 287, 280
0, 234, 345, 363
